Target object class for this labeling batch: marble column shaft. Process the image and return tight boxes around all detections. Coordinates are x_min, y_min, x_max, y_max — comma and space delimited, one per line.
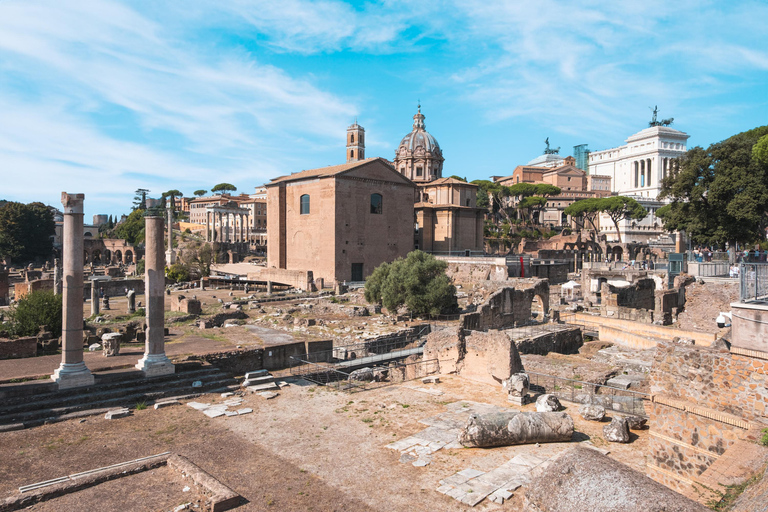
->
136, 215, 174, 376
52, 192, 94, 389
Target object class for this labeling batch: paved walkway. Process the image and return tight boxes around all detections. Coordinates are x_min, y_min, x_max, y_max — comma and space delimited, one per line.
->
0, 332, 236, 383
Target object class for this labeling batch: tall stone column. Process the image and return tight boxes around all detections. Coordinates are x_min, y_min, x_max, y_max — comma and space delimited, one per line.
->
90, 279, 99, 317
52, 193, 95, 389
165, 206, 176, 265
136, 215, 175, 377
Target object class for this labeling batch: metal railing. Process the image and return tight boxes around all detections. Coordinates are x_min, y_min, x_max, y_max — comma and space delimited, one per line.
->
527, 371, 650, 418
292, 324, 432, 366
740, 263, 768, 303
288, 357, 439, 393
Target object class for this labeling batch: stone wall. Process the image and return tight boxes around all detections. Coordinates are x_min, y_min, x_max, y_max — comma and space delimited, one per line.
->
648, 400, 743, 493
171, 295, 202, 315
651, 342, 768, 424
530, 261, 569, 285
648, 341, 768, 492
461, 280, 549, 331
512, 326, 582, 355
567, 313, 716, 347
443, 262, 509, 283
14, 278, 54, 300
246, 268, 314, 291
423, 327, 523, 387
0, 336, 37, 359
84, 279, 145, 298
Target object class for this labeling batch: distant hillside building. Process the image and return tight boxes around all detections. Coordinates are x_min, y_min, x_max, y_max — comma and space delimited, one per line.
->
495, 156, 612, 226
266, 158, 416, 284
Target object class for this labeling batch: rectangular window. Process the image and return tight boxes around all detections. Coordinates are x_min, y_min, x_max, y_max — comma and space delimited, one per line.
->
300, 194, 310, 215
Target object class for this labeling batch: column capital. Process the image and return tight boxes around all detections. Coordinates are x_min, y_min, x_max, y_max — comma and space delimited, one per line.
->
61, 192, 85, 214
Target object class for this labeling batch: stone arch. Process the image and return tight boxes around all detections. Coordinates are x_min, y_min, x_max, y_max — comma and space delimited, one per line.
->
124, 250, 133, 264
103, 249, 112, 264
115, 250, 122, 264
84, 250, 90, 264
92, 250, 102, 265
612, 246, 623, 261
531, 294, 546, 322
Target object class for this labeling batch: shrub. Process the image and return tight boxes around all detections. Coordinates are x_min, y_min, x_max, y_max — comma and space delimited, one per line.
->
761, 428, 768, 447
6, 290, 62, 338
135, 259, 145, 275
166, 263, 190, 283
364, 250, 456, 317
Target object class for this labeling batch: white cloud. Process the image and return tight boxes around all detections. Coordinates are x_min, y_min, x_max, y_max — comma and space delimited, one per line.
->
0, 0, 360, 216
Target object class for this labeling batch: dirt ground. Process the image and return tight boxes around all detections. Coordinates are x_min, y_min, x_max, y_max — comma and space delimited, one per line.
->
0, 374, 649, 512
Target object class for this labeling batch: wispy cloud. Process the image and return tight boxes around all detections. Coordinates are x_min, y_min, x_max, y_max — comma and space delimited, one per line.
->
0, 0, 360, 215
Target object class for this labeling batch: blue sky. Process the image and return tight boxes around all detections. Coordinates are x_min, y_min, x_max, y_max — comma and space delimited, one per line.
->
1, 0, 767, 220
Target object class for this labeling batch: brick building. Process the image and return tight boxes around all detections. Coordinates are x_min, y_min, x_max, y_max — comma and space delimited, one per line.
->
415, 178, 484, 255
495, 156, 612, 226
266, 157, 416, 284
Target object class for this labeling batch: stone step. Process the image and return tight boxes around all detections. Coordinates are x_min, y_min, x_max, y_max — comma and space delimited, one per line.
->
0, 367, 226, 415
0, 377, 240, 429
245, 381, 280, 392
244, 369, 270, 380
242, 375, 275, 387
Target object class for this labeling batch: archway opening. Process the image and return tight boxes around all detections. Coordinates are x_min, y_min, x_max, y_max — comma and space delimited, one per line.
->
125, 250, 133, 264
531, 295, 545, 322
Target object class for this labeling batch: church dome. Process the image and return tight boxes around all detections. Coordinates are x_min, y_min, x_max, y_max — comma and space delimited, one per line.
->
396, 106, 442, 157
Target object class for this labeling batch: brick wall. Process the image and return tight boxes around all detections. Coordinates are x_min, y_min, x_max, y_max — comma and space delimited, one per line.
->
461, 281, 549, 331
0, 337, 37, 359
651, 342, 768, 424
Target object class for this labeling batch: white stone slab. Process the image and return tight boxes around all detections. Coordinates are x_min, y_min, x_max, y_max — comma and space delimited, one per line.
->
104, 408, 130, 420
457, 468, 486, 479
236, 408, 253, 415
224, 410, 238, 417
203, 408, 226, 418
186, 401, 209, 410
257, 391, 278, 399
154, 400, 179, 410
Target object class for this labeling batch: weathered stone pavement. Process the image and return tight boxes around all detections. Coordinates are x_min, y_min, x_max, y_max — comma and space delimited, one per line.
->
437, 452, 552, 506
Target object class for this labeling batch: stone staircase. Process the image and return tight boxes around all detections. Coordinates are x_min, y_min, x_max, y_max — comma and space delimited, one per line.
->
0, 362, 239, 431
242, 369, 279, 392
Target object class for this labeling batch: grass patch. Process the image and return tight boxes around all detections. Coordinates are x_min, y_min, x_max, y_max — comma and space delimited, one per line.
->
704, 470, 763, 510
361, 418, 374, 423
135, 401, 147, 410
761, 428, 768, 447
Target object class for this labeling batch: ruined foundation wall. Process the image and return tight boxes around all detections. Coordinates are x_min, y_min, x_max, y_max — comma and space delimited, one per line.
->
461, 280, 549, 331
651, 342, 768, 424
0, 336, 37, 359
648, 400, 744, 493
648, 342, 767, 491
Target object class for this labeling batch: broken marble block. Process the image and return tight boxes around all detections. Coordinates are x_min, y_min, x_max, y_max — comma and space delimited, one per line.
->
603, 417, 630, 443
535, 394, 562, 412
578, 404, 606, 421
621, 415, 648, 430
105, 408, 130, 420
504, 373, 529, 405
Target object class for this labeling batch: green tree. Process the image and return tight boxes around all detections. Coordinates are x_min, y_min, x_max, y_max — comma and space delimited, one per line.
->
113, 209, 146, 245
133, 188, 150, 210
161, 189, 184, 210
211, 183, 237, 195
508, 183, 561, 225
0, 202, 55, 263
364, 250, 456, 317
598, 196, 647, 243
471, 180, 514, 222
193, 189, 208, 197
659, 125, 768, 247
564, 198, 602, 231
448, 175, 467, 182
5, 290, 62, 338
166, 262, 190, 283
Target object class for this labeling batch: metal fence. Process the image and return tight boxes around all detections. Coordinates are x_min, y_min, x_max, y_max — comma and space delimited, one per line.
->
288, 357, 440, 393
527, 371, 650, 418
740, 263, 768, 302
292, 324, 432, 366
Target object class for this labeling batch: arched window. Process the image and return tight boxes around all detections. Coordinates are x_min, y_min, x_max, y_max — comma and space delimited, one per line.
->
370, 193, 383, 214
300, 194, 310, 215
350, 134, 355, 143
350, 150, 354, 159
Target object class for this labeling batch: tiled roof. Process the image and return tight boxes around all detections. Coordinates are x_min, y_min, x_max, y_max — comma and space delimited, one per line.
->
267, 157, 397, 185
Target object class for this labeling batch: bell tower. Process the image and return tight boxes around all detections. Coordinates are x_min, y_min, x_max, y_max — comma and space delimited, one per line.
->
346, 120, 365, 162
